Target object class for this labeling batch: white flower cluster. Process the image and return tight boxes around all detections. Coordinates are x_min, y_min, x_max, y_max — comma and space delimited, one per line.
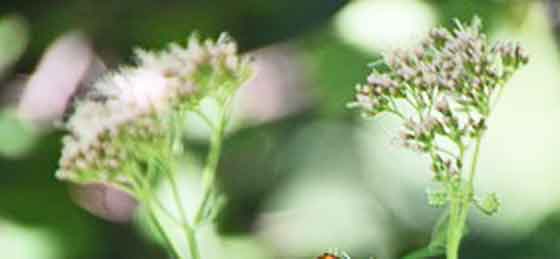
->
135, 33, 252, 107
57, 33, 253, 188
349, 18, 524, 255
350, 17, 528, 118
349, 17, 528, 183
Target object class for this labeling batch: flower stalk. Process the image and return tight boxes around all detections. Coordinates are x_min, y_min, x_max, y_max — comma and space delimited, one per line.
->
55, 33, 253, 259
194, 97, 230, 226
348, 17, 528, 259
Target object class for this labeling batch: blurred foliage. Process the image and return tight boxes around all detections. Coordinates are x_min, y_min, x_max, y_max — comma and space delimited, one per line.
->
547, 0, 560, 51
303, 30, 375, 116
1, 0, 347, 72
2, 1, 560, 259
427, 0, 531, 31
461, 210, 560, 259
0, 15, 27, 78
218, 113, 315, 234
0, 110, 36, 157
0, 1, 347, 258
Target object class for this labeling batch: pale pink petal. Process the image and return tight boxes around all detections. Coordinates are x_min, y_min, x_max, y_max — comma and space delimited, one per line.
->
235, 44, 312, 123
71, 183, 137, 223
18, 32, 94, 125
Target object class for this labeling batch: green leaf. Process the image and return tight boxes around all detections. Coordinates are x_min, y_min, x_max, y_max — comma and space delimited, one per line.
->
402, 207, 472, 259
0, 15, 28, 73
402, 210, 449, 259
475, 193, 500, 216
0, 110, 37, 157
403, 246, 444, 259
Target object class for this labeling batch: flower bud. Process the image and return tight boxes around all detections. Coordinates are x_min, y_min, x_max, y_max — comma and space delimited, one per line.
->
436, 98, 451, 115
427, 189, 448, 208
515, 44, 529, 65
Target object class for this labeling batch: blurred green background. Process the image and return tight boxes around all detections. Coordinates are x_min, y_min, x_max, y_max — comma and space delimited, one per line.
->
1, 0, 560, 258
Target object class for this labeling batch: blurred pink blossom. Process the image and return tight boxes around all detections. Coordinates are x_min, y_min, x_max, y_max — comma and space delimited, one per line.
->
71, 183, 137, 223
17, 32, 100, 126
235, 44, 312, 123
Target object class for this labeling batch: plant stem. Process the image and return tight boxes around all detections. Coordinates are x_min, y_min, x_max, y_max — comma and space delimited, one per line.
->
130, 160, 187, 259
167, 111, 203, 259
185, 227, 200, 259
194, 99, 229, 226
446, 137, 482, 259
125, 163, 183, 259
163, 161, 201, 259
464, 136, 482, 207
145, 201, 182, 259
446, 195, 461, 259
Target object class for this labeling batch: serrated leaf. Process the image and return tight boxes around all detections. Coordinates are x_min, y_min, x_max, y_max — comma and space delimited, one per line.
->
476, 193, 500, 216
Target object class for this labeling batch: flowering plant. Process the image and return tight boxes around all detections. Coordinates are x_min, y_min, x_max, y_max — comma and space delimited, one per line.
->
348, 17, 528, 259
56, 33, 253, 259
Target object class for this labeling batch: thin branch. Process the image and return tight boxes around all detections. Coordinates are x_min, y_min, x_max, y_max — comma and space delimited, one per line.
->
192, 109, 215, 130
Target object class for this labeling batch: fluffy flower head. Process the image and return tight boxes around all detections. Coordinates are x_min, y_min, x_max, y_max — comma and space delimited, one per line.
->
56, 33, 253, 190
348, 17, 528, 182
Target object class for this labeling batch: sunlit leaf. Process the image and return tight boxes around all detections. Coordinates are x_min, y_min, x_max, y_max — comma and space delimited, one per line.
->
0, 15, 28, 75
0, 110, 37, 157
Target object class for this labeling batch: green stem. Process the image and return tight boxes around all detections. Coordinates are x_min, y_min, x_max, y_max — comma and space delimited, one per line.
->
124, 163, 183, 259
161, 160, 201, 259
446, 137, 482, 259
146, 200, 184, 259
129, 161, 186, 259
465, 137, 482, 205
132, 177, 181, 259
446, 195, 461, 259
193, 109, 216, 130
167, 111, 203, 259
185, 227, 200, 259
134, 171, 181, 226
388, 109, 405, 120
194, 100, 228, 226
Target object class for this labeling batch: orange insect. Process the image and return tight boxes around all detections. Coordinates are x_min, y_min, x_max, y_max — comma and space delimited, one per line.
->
317, 252, 340, 259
